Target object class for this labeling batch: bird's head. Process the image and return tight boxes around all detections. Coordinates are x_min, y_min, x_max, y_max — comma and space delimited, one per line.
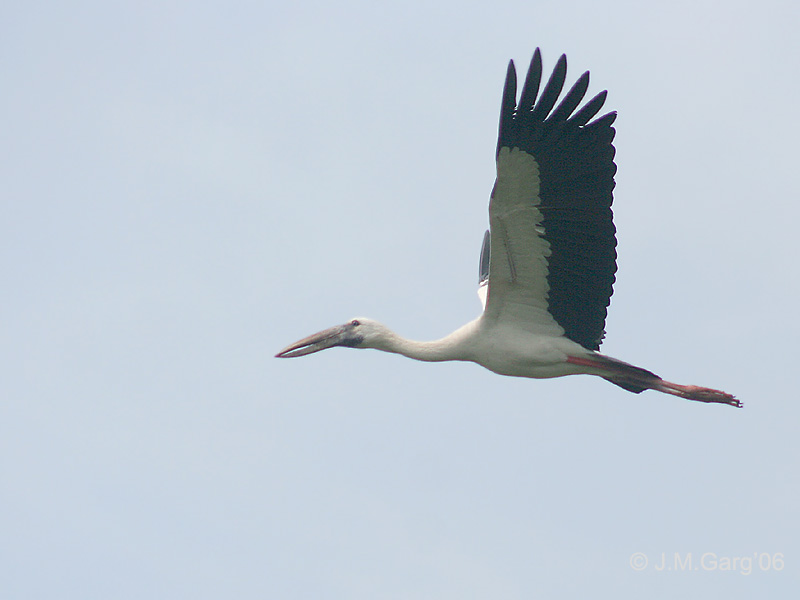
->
275, 317, 391, 358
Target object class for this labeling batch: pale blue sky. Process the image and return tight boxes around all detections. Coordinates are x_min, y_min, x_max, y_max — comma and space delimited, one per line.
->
2, 0, 798, 598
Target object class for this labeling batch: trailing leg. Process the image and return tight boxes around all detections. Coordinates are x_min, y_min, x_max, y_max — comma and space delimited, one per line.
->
566, 354, 741, 408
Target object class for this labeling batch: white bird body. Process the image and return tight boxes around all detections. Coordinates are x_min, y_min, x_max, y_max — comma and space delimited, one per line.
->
277, 49, 739, 408
470, 326, 588, 380
350, 316, 583, 378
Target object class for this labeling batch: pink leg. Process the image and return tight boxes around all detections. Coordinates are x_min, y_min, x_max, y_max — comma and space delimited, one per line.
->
566, 355, 741, 408
655, 380, 742, 408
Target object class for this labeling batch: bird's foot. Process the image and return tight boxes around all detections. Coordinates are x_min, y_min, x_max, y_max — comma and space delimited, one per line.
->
660, 381, 742, 408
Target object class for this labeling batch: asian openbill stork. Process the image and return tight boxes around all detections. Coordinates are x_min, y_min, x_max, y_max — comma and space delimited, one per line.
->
277, 49, 740, 408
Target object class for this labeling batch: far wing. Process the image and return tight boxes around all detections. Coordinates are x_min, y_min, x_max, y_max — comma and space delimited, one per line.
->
477, 229, 490, 309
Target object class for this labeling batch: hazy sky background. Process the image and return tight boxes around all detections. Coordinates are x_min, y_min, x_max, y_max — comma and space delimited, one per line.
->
3, 0, 799, 598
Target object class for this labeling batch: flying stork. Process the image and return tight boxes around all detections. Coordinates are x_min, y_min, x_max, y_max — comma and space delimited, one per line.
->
277, 49, 740, 408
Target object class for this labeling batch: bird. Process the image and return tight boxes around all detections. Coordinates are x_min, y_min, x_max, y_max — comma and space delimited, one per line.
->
276, 49, 740, 408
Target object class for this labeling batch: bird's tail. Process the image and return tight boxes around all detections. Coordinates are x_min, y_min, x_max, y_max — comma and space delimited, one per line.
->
588, 354, 660, 394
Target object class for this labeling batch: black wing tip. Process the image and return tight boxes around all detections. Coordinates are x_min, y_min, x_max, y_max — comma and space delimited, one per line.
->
589, 110, 618, 128
516, 49, 544, 117
506, 59, 516, 75
568, 90, 610, 127
499, 51, 618, 131
527, 47, 542, 67
497, 61, 519, 157
550, 54, 568, 86
530, 48, 543, 72
527, 51, 568, 123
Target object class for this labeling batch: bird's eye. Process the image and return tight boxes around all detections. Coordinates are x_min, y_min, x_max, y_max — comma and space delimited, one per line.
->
351, 319, 360, 327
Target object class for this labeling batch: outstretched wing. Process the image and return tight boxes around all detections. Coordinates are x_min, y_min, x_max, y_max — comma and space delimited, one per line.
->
483, 49, 618, 351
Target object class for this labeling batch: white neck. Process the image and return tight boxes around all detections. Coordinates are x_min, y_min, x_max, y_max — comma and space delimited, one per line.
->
370, 320, 479, 363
